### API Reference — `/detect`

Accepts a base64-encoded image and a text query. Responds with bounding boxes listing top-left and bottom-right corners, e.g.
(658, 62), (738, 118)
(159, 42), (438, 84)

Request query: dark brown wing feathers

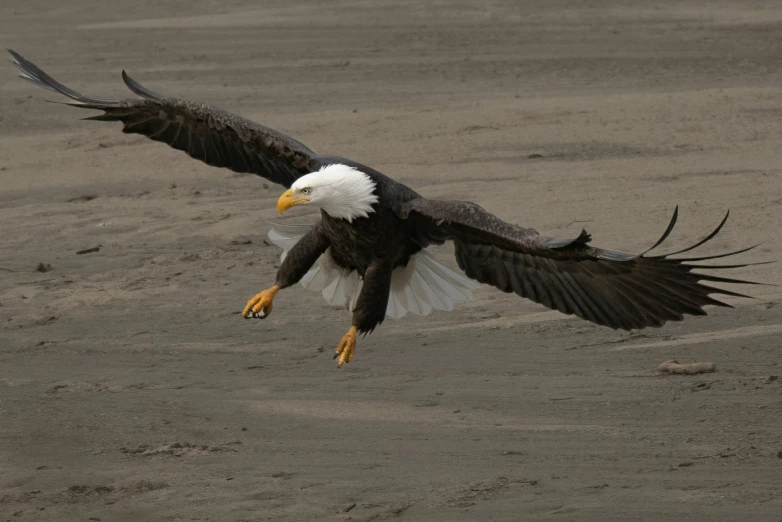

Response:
(403, 199), (768, 331)
(9, 50), (318, 188)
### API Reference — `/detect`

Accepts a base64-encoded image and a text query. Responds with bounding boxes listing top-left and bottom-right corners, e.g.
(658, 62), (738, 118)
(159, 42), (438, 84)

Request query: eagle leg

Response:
(242, 285), (280, 319)
(334, 326), (358, 368)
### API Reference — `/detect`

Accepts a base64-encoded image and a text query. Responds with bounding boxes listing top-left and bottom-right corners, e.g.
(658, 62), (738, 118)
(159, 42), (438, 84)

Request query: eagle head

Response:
(277, 164), (379, 222)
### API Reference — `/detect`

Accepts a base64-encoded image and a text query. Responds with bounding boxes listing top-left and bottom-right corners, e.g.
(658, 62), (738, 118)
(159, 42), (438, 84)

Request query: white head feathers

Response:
(289, 164), (379, 222)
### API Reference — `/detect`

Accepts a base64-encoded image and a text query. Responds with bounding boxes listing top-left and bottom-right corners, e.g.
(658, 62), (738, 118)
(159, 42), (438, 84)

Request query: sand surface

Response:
(2, 1), (782, 520)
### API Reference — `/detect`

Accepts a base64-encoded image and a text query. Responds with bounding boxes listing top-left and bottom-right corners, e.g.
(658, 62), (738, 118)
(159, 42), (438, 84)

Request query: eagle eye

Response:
(301, 187), (312, 195)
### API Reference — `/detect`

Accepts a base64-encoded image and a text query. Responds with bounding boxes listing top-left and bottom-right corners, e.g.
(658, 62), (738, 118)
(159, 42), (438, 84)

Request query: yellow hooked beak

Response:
(277, 189), (310, 214)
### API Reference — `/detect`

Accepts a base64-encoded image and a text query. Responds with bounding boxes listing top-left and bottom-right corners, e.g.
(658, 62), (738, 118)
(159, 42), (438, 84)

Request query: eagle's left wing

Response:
(399, 199), (767, 330)
(9, 50), (320, 188)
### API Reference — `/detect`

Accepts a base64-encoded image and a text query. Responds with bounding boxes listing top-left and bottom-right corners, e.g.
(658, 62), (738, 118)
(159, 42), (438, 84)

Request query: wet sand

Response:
(1, 1), (781, 520)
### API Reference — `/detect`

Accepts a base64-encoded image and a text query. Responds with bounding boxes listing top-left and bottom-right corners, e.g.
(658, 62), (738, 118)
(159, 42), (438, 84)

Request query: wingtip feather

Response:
(121, 69), (162, 101)
(640, 205), (679, 256)
(650, 208), (733, 259)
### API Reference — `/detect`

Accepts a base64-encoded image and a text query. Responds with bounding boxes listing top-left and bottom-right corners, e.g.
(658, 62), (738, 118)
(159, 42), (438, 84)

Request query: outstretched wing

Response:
(9, 50), (320, 188)
(399, 199), (769, 330)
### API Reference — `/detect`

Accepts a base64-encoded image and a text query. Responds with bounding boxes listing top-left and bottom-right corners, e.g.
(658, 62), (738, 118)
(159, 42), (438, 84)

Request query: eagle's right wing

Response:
(9, 50), (320, 188)
(399, 199), (767, 331)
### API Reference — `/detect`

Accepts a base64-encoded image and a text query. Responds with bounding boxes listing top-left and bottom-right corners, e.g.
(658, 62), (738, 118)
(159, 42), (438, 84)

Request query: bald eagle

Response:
(10, 50), (765, 367)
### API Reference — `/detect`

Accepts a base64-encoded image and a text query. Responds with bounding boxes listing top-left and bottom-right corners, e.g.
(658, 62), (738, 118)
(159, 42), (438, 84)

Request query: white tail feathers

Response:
(266, 222), (478, 319)
(384, 249), (478, 319)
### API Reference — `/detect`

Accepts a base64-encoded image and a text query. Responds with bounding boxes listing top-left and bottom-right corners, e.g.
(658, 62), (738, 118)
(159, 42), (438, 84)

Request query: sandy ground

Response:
(2, 1), (782, 520)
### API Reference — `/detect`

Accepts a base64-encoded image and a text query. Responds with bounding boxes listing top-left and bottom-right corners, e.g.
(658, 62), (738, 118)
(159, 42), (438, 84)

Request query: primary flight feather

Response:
(9, 50), (766, 367)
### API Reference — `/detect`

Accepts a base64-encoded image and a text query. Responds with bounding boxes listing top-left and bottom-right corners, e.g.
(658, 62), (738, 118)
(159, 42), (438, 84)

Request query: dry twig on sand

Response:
(658, 360), (716, 375)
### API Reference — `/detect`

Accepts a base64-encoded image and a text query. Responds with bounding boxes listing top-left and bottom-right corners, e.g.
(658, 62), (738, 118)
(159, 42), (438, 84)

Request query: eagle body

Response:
(276, 162), (430, 334)
(9, 50), (766, 366)
(313, 160), (424, 277)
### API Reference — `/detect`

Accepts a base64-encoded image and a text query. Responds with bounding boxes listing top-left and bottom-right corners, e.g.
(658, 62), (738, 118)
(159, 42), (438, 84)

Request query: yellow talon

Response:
(242, 285), (279, 319)
(335, 326), (358, 368)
